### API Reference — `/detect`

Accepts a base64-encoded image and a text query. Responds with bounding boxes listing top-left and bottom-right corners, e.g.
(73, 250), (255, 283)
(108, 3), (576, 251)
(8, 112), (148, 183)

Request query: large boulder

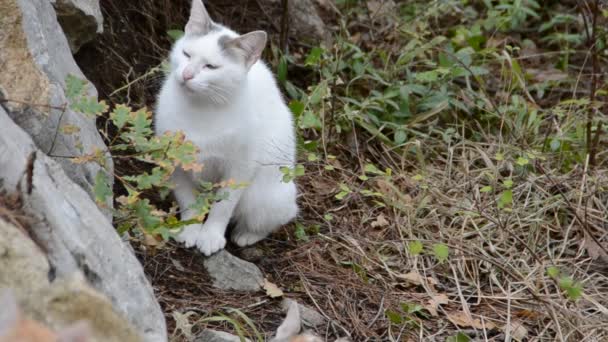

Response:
(260, 0), (330, 44)
(51, 0), (104, 52)
(0, 0), (112, 209)
(0, 218), (142, 342)
(0, 106), (167, 342)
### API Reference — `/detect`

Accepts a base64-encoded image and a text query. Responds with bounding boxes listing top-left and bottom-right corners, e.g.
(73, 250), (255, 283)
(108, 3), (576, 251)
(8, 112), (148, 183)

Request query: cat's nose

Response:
(182, 69), (195, 81)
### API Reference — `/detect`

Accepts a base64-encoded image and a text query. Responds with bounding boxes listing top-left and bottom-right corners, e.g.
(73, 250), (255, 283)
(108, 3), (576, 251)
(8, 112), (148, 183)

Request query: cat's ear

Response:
(0, 289), (20, 336)
(274, 300), (301, 340)
(57, 321), (91, 342)
(224, 31), (267, 69)
(185, 0), (213, 36)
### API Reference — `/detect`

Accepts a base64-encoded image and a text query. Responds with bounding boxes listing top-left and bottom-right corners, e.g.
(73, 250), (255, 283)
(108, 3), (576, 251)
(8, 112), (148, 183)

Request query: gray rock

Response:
(281, 299), (327, 328)
(0, 218), (50, 295)
(51, 0), (104, 52)
(262, 0), (330, 44)
(0, 106), (167, 342)
(203, 250), (264, 291)
(0, 219), (143, 342)
(0, 0), (112, 212)
(195, 329), (251, 342)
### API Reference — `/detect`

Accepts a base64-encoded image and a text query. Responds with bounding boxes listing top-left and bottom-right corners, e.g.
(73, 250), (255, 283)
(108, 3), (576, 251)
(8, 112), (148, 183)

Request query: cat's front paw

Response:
(232, 230), (267, 247)
(195, 226), (226, 256)
(174, 224), (203, 248)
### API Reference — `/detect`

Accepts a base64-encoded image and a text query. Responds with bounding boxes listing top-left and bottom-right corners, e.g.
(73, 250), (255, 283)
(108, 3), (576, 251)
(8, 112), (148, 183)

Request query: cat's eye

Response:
(205, 64), (219, 70)
(183, 50), (191, 58)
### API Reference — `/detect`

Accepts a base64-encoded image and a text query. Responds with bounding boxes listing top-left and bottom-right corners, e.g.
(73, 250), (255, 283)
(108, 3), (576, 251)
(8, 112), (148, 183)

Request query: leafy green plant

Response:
(66, 75), (222, 242)
(547, 266), (584, 301)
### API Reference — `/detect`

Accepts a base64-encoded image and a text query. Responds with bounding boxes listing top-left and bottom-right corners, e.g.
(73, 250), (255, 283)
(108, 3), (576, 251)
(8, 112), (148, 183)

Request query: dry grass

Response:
(282, 138), (608, 340)
(76, 0), (608, 341)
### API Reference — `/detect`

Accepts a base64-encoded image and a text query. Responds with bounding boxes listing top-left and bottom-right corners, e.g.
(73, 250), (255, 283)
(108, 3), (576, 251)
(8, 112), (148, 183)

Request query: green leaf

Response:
(134, 199), (162, 231)
(65, 74), (87, 100)
(516, 156), (529, 166)
(280, 165), (304, 183)
(498, 189), (513, 208)
(565, 282), (583, 301)
(547, 266), (560, 278)
(364, 163), (384, 175)
(408, 240), (424, 256)
(346, 262), (368, 283)
(167, 29), (184, 41)
(131, 108), (153, 136)
(480, 185), (493, 193)
(93, 172), (112, 206)
(432, 243), (449, 263)
(167, 139), (199, 169)
(415, 70), (439, 82)
(300, 111), (322, 129)
(502, 179), (514, 189)
(71, 97), (109, 117)
(550, 138), (561, 151)
(294, 222), (309, 241)
(277, 55), (288, 85)
(124, 167), (166, 190)
(289, 100), (305, 117)
(447, 332), (471, 342)
(308, 82), (326, 105)
(385, 310), (403, 324)
(401, 302), (423, 314)
(335, 184), (351, 200)
(294, 164), (305, 177)
(394, 130), (407, 144)
(558, 276), (573, 289)
(305, 47), (324, 66)
(412, 174), (424, 181)
(110, 104), (131, 129)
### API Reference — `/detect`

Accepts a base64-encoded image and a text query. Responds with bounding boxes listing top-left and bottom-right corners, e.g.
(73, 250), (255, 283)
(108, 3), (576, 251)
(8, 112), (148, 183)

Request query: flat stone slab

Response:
(203, 250), (264, 292)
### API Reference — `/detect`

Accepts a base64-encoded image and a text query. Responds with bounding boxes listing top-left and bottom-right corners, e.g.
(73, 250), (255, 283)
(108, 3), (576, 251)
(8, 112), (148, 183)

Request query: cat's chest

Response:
(159, 111), (247, 159)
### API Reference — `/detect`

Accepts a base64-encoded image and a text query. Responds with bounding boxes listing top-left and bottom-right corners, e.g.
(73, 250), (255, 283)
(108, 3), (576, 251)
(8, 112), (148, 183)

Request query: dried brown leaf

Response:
(371, 214), (389, 228)
(263, 278), (284, 298)
(425, 293), (449, 317)
(447, 311), (496, 330)
(503, 320), (528, 341)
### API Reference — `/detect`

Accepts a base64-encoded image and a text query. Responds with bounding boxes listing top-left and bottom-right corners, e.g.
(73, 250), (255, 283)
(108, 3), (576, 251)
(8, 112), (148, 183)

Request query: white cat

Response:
(155, 0), (298, 256)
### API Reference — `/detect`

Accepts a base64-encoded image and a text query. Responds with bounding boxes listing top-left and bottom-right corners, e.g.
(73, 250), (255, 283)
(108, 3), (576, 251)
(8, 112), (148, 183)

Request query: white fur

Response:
(155, 0), (298, 256)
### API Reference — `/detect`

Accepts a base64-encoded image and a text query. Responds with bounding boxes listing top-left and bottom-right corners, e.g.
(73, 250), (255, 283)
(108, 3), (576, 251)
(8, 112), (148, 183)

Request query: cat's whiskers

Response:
(206, 84), (230, 104)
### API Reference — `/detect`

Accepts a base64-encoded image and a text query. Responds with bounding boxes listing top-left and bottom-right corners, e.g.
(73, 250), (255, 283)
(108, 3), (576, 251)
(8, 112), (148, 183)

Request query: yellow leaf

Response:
(182, 161), (203, 173)
(61, 124), (80, 134)
(150, 209), (167, 217)
(263, 278), (284, 298)
(70, 153), (96, 164)
(116, 195), (129, 205)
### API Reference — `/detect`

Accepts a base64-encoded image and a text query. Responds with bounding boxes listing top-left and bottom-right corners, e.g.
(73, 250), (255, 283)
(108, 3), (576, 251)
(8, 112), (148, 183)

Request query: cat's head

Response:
(0, 289), (91, 342)
(168, 0), (267, 104)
